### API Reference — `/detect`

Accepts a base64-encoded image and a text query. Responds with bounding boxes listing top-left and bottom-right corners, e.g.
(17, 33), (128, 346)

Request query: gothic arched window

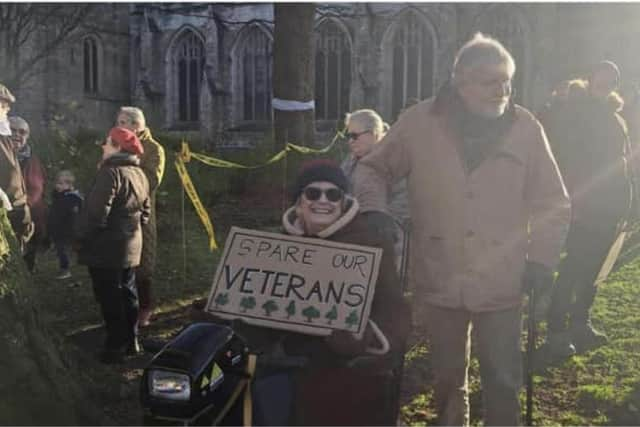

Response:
(83, 36), (99, 94)
(474, 8), (527, 104)
(315, 20), (351, 121)
(388, 12), (434, 119)
(236, 26), (273, 122)
(174, 31), (204, 123)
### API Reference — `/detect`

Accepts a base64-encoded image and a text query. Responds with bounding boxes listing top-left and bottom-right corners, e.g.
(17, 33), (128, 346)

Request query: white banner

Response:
(272, 98), (315, 111)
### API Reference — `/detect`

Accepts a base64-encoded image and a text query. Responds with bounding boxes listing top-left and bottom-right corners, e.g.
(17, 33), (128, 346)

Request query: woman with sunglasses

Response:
(76, 127), (150, 364)
(343, 109), (409, 219)
(342, 109), (388, 178)
(343, 109), (410, 271)
(276, 160), (410, 425)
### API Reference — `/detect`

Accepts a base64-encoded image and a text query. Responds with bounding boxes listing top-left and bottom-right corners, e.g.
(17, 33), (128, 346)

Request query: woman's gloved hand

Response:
(325, 326), (374, 356)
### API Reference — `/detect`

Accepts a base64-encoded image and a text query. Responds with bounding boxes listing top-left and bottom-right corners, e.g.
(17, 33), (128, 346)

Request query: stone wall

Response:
(11, 3), (640, 145)
(12, 5), (130, 139)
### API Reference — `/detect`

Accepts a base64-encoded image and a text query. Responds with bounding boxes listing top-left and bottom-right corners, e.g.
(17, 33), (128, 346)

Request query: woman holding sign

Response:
(276, 160), (411, 425)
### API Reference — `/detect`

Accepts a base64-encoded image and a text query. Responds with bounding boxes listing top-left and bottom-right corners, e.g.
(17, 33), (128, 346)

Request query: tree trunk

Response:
(273, 3), (316, 150)
(0, 209), (106, 425)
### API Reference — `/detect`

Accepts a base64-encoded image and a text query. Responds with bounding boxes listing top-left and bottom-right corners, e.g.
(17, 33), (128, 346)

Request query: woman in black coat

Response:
(235, 160), (411, 425)
(77, 127), (150, 364)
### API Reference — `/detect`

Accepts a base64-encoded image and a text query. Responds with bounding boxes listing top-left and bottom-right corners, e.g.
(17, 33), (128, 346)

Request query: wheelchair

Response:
(140, 219), (411, 426)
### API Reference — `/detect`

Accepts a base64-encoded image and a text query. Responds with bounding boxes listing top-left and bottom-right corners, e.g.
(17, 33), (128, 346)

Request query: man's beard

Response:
(478, 100), (508, 119)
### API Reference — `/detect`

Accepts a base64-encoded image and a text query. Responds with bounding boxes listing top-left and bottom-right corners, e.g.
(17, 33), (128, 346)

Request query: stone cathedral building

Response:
(12, 3), (640, 146)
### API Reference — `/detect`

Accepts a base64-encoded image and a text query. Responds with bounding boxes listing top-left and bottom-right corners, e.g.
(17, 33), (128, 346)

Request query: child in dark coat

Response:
(48, 170), (82, 279)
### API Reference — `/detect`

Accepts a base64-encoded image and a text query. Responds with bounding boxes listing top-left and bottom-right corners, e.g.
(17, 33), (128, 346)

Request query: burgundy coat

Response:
(20, 153), (47, 240)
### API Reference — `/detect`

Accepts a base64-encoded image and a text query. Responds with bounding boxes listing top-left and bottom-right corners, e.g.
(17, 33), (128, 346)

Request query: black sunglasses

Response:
(303, 186), (344, 202)
(345, 130), (371, 141)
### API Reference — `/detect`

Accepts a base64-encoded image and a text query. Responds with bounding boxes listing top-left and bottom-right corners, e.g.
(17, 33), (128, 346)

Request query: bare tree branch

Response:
(0, 4), (95, 88)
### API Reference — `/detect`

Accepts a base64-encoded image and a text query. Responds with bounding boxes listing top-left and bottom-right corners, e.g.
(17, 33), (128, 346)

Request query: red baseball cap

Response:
(108, 127), (144, 156)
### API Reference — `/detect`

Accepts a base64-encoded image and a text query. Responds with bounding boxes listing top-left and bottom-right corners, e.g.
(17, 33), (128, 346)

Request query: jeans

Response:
(54, 241), (70, 271)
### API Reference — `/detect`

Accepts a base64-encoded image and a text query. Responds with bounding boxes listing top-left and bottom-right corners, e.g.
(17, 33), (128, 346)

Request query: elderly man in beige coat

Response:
(0, 83), (32, 250)
(116, 106), (165, 328)
(353, 33), (571, 425)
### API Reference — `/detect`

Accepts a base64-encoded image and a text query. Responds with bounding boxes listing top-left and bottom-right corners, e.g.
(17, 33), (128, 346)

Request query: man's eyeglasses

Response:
(345, 130), (371, 141)
(303, 186), (344, 203)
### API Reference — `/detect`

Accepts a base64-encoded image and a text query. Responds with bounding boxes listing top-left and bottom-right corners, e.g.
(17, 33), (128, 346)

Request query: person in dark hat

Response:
(537, 60), (633, 365)
(76, 126), (150, 364)
(234, 159), (411, 425)
(0, 83), (32, 250)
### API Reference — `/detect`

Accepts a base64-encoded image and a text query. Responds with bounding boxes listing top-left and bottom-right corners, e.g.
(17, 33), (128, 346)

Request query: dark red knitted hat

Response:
(291, 159), (349, 202)
(108, 127), (144, 155)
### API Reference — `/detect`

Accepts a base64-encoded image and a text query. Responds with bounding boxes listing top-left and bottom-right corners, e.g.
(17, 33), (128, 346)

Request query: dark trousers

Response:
(54, 241), (70, 271)
(23, 238), (37, 272)
(547, 223), (618, 333)
(88, 267), (139, 351)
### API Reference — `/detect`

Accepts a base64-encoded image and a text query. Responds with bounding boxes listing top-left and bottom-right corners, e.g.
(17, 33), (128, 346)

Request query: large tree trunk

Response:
(0, 209), (106, 425)
(272, 3), (316, 210)
(273, 3), (316, 149)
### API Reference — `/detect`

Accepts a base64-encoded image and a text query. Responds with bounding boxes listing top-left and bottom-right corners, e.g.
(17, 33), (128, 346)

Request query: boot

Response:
(533, 331), (576, 371)
(571, 321), (608, 353)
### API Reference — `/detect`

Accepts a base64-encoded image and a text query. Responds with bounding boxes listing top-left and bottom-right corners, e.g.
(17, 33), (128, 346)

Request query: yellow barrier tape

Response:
(190, 148), (288, 169)
(183, 129), (344, 170)
(286, 130), (342, 154)
(174, 156), (218, 250)
(175, 130), (344, 251)
(179, 141), (192, 163)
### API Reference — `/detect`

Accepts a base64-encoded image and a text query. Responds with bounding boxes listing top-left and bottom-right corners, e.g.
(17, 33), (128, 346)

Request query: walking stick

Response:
(525, 286), (536, 426)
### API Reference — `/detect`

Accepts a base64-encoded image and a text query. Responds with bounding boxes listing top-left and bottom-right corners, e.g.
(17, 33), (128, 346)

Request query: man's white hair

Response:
(452, 33), (516, 82)
(8, 116), (29, 132)
(118, 106), (146, 130)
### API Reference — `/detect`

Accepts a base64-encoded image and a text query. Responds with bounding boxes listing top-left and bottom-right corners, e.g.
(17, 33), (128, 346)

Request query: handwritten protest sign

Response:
(205, 226), (383, 338)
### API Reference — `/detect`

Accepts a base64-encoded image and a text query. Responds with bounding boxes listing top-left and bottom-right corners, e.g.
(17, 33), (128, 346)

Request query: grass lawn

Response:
(399, 236), (640, 426)
(29, 187), (640, 425)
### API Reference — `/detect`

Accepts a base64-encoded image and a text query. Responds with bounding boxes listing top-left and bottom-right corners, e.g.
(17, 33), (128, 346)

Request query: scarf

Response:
(437, 83), (516, 173)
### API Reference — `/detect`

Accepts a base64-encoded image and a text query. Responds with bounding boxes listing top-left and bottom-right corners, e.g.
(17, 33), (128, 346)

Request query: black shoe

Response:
(533, 331), (576, 372)
(99, 348), (125, 364)
(571, 323), (608, 353)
